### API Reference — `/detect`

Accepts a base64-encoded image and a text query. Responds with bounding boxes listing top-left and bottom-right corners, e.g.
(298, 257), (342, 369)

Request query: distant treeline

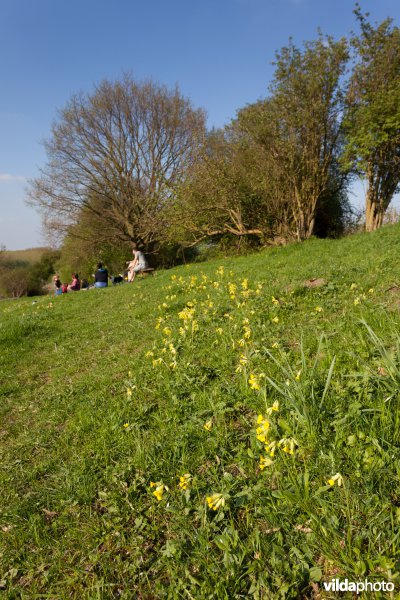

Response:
(19, 6), (400, 285)
(0, 247), (60, 298)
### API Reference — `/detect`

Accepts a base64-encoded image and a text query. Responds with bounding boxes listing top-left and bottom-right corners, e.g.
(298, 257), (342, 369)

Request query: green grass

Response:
(1, 226), (400, 598)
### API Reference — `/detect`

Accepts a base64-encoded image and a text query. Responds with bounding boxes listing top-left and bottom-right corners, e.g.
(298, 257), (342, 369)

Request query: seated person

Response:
(126, 244), (147, 282)
(81, 278), (89, 290)
(68, 273), (81, 291)
(94, 263), (108, 288)
(61, 282), (69, 294)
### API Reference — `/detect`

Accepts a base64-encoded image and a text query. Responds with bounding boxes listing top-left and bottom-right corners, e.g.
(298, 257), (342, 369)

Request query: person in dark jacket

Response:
(94, 263), (108, 288)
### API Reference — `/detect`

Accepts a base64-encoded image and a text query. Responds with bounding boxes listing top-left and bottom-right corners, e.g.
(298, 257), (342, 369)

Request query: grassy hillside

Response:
(1, 226), (400, 598)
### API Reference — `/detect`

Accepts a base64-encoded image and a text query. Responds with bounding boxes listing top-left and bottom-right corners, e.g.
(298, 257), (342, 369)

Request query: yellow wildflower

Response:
(295, 370), (301, 381)
(350, 283), (357, 290)
(265, 440), (278, 457)
(272, 342), (279, 349)
(145, 350), (154, 358)
(272, 316), (279, 324)
(203, 420), (213, 432)
(259, 456), (274, 470)
(271, 296), (279, 306)
(248, 373), (260, 391)
(266, 400), (279, 415)
(126, 387), (132, 398)
(256, 416), (270, 443)
(150, 481), (167, 502)
(206, 493), (225, 511)
(216, 327), (223, 335)
(328, 472), (343, 487)
(123, 423), (129, 428)
(278, 437), (297, 455)
(163, 327), (172, 336)
(354, 297), (361, 306)
(241, 279), (248, 290)
(315, 306), (323, 313)
(178, 473), (192, 490)
(368, 288), (374, 294)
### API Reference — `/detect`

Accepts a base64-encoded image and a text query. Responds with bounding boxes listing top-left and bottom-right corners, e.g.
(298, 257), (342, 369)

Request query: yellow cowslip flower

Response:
(238, 338), (246, 347)
(241, 279), (248, 290)
(191, 320), (199, 332)
(152, 358), (163, 366)
(354, 297), (361, 306)
(271, 296), (279, 306)
(169, 361), (177, 370)
(228, 282), (237, 297)
(350, 283), (357, 290)
(162, 303), (168, 309)
(239, 354), (248, 366)
(168, 343), (176, 355)
(248, 373), (260, 391)
(163, 327), (172, 336)
(123, 423), (129, 428)
(171, 274), (177, 281)
(259, 456), (274, 470)
(150, 481), (167, 502)
(223, 313), (233, 320)
(295, 370), (301, 381)
(145, 350), (154, 358)
(216, 266), (224, 276)
(179, 327), (186, 337)
(242, 317), (250, 325)
(178, 473), (192, 490)
(206, 493), (225, 511)
(203, 419), (212, 431)
(243, 326), (251, 339)
(265, 440), (277, 457)
(272, 342), (279, 349)
(215, 327), (223, 335)
(266, 401), (279, 415)
(126, 388), (132, 398)
(328, 472), (343, 487)
(271, 316), (279, 324)
(315, 306), (323, 313)
(368, 288), (374, 294)
(278, 437), (297, 455)
(256, 417), (270, 443)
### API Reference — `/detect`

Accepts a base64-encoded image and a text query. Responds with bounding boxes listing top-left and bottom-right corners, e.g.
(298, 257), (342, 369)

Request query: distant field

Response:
(1, 226), (399, 598)
(2, 247), (50, 266)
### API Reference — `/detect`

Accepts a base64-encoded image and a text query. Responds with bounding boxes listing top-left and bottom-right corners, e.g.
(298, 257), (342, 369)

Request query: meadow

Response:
(1, 225), (399, 598)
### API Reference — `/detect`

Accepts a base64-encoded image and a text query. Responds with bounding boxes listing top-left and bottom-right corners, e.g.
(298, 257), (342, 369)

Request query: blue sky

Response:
(0, 0), (398, 249)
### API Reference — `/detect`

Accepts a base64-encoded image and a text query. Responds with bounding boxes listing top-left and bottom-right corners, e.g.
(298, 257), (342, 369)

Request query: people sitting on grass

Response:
(94, 263), (108, 288)
(61, 282), (69, 294)
(68, 273), (81, 291)
(126, 244), (148, 282)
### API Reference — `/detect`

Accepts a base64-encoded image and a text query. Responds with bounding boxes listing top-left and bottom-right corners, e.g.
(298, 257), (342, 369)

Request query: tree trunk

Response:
(365, 194), (385, 232)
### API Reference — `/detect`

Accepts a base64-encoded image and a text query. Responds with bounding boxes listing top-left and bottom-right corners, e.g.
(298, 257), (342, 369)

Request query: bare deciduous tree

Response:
(28, 75), (206, 250)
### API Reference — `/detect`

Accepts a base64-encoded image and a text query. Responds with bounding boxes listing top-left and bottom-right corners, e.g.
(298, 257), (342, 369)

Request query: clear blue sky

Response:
(0, 0), (398, 249)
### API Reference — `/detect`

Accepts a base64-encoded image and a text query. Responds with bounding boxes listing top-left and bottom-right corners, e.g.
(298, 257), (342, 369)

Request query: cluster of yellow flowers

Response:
(206, 493), (226, 511)
(255, 403), (298, 470)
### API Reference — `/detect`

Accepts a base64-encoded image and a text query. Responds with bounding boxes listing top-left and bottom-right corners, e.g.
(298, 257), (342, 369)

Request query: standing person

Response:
(127, 244), (147, 282)
(53, 274), (62, 296)
(94, 263), (108, 288)
(68, 273), (81, 291)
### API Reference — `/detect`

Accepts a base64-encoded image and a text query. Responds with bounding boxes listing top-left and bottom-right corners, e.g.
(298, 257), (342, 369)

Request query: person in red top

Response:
(68, 273), (81, 291)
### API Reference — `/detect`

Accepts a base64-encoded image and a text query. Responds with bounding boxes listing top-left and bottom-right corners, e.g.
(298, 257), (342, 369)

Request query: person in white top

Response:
(126, 244), (147, 282)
